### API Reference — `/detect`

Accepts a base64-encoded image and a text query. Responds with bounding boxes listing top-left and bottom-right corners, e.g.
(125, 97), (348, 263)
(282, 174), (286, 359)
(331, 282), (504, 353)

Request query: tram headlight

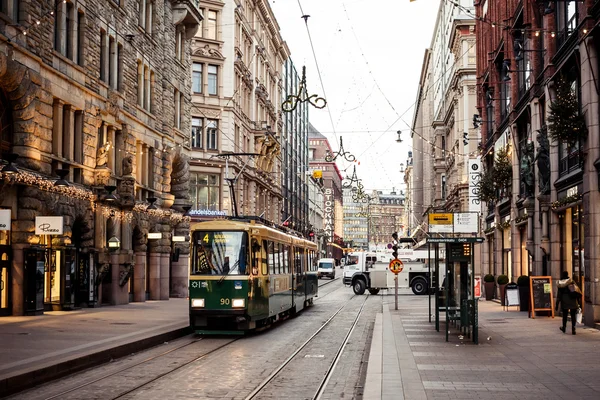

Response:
(232, 299), (245, 308)
(191, 298), (205, 308)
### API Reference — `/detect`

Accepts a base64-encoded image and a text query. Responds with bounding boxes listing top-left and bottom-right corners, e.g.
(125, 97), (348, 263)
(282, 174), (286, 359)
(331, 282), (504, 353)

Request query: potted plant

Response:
(517, 275), (530, 312)
(484, 274), (495, 301)
(498, 274), (509, 305)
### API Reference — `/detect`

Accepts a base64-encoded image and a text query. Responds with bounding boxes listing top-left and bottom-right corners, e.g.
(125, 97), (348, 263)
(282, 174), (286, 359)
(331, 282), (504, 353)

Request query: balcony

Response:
(172, 0), (203, 39)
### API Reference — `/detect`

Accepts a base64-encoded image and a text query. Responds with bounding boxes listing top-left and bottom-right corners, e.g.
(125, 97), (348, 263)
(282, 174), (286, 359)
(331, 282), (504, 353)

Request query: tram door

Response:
(0, 245), (11, 316)
(293, 248), (305, 312)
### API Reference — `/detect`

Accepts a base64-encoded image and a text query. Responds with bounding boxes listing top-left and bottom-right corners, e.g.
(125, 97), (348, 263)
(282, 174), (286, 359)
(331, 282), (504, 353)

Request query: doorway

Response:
(0, 245), (11, 316)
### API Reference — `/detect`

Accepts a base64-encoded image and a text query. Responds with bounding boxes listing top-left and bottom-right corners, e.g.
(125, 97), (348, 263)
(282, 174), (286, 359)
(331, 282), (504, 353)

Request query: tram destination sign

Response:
(427, 237), (484, 243)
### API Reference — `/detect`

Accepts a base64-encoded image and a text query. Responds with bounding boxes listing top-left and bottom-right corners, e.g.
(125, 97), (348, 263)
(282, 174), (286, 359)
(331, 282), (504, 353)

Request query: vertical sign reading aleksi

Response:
(468, 157), (481, 213)
(323, 188), (334, 241)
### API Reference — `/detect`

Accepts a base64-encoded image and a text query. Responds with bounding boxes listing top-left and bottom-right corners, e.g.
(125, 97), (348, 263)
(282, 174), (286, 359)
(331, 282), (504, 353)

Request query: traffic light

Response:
(391, 232), (399, 259)
(463, 132), (469, 147)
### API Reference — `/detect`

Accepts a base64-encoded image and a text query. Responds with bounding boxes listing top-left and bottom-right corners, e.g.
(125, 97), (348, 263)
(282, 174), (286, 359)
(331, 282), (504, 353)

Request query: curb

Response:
(0, 326), (192, 398)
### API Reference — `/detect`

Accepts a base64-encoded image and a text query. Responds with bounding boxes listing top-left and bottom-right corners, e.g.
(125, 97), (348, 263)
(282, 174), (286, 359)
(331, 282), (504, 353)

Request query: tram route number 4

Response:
(389, 259), (404, 274)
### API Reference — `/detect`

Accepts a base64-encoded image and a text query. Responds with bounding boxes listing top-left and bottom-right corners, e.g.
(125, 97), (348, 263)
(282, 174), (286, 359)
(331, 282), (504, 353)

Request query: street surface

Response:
(7, 273), (378, 400)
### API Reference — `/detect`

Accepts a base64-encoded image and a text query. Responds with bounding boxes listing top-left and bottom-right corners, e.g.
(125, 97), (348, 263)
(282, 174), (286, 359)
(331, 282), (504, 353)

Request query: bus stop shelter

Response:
(427, 236), (483, 344)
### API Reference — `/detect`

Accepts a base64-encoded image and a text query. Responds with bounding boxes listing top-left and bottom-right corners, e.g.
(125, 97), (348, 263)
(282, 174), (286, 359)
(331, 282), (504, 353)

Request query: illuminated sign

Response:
(468, 157), (481, 213)
(0, 209), (10, 231)
(323, 187), (334, 241)
(172, 235), (187, 242)
(35, 216), (64, 235)
(148, 232), (162, 239)
(188, 209), (227, 217)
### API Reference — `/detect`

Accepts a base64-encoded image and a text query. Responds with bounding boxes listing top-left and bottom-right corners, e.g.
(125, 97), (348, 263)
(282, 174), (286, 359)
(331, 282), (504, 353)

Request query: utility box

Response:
(370, 270), (388, 288)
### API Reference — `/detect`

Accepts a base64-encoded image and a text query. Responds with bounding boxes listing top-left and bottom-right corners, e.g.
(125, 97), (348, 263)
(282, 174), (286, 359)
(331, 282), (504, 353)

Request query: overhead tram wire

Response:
(296, 0), (339, 149)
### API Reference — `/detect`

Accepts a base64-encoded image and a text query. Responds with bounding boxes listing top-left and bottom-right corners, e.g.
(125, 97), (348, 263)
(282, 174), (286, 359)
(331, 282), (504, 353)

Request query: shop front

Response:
(0, 209), (12, 316)
(556, 184), (584, 291)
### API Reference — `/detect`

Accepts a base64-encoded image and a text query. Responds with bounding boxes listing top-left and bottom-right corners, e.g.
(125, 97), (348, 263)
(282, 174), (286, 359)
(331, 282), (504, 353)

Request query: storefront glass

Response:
(503, 227), (512, 278)
(560, 205), (584, 286)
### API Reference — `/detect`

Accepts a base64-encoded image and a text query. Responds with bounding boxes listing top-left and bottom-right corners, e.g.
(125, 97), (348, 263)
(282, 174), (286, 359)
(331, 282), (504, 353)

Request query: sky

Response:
(271, 0), (439, 193)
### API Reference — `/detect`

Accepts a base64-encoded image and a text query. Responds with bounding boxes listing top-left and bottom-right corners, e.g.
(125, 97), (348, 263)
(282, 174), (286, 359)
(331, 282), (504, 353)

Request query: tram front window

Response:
(191, 231), (248, 275)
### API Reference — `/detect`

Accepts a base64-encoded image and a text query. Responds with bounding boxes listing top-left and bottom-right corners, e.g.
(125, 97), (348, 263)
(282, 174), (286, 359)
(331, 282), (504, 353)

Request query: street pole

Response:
(395, 273), (398, 310)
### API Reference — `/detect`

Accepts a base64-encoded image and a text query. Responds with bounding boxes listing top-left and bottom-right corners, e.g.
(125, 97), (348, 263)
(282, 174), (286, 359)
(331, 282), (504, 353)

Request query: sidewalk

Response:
(364, 296), (600, 400)
(0, 298), (190, 398)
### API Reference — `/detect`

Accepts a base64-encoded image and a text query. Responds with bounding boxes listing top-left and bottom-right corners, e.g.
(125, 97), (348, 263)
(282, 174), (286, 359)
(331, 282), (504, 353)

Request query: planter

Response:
(484, 282), (495, 300)
(518, 287), (530, 311)
(499, 284), (507, 305)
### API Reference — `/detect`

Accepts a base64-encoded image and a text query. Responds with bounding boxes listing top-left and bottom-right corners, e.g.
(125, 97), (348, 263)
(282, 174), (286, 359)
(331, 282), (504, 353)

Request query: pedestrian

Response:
(555, 270), (581, 335)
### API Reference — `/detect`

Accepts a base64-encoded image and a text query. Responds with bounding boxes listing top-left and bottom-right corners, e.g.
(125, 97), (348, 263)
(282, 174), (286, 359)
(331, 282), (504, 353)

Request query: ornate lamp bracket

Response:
(325, 136), (355, 163)
(282, 66), (327, 112)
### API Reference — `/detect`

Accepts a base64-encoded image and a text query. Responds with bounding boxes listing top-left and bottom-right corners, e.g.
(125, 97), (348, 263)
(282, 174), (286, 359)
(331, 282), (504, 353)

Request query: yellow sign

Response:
(312, 170), (323, 179)
(428, 213), (453, 225)
(389, 259), (404, 274)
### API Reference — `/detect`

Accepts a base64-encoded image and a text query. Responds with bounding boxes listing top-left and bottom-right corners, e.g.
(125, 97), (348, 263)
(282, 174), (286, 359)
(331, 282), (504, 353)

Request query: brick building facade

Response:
(475, 0), (600, 324)
(0, 0), (200, 316)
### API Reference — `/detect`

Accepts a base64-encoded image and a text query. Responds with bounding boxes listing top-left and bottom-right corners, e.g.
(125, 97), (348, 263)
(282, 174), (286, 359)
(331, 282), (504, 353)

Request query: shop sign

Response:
(35, 216), (64, 235)
(474, 277), (481, 298)
(172, 235), (187, 242)
(468, 157), (481, 213)
(428, 213), (453, 233)
(0, 209), (11, 231)
(148, 232), (162, 239)
(567, 186), (578, 198)
(323, 188), (334, 241)
(188, 209), (227, 217)
(453, 212), (479, 234)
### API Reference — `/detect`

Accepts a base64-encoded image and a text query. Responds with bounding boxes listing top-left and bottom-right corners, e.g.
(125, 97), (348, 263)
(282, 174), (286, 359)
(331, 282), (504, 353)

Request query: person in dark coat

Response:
(555, 270), (581, 335)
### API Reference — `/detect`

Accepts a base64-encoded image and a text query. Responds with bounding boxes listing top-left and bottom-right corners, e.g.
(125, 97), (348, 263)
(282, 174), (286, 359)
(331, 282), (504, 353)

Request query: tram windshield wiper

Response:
(218, 260), (239, 284)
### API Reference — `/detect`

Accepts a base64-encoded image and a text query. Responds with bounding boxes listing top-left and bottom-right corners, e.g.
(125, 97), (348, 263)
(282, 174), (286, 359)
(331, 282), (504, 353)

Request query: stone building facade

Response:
(189, 0), (288, 223)
(0, 0), (200, 316)
(475, 0), (600, 324)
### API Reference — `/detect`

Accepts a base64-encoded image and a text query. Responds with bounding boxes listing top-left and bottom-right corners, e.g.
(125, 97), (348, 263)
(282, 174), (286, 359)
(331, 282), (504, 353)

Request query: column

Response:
(160, 253), (170, 300)
(144, 66), (151, 111)
(56, 0), (67, 55)
(69, 4), (78, 63)
(148, 252), (161, 300)
(52, 100), (64, 158)
(170, 253), (188, 298)
(62, 105), (74, 161)
(133, 252), (146, 302)
(110, 37), (118, 89)
(108, 126), (116, 171)
(11, 243), (27, 316)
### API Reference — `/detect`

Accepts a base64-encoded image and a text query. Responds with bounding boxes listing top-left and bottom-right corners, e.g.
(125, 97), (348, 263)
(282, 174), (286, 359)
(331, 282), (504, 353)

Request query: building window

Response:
(176, 27), (184, 62)
(138, 62), (154, 113)
(207, 119), (218, 150)
(486, 88), (494, 137)
(441, 175), (446, 200)
(100, 31), (122, 90)
(556, 1), (577, 47)
(190, 173), (220, 210)
(207, 10), (217, 40)
(139, 0), (153, 34)
(192, 117), (203, 148)
(558, 78), (582, 176)
(55, 1), (84, 65)
(0, 0), (19, 21)
(174, 89), (182, 130)
(208, 65), (218, 95)
(192, 62), (202, 93)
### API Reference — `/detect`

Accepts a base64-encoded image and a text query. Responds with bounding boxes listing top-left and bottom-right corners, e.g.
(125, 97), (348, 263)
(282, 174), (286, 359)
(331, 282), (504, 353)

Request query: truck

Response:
(342, 250), (445, 295)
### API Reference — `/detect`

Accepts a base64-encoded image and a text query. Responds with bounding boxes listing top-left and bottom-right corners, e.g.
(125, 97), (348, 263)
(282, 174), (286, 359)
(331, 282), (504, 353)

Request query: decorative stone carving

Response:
(194, 44), (225, 59)
(170, 152), (190, 201)
(535, 127), (551, 195)
(520, 141), (535, 197)
(96, 141), (110, 168)
(122, 155), (133, 176)
(118, 177), (136, 209)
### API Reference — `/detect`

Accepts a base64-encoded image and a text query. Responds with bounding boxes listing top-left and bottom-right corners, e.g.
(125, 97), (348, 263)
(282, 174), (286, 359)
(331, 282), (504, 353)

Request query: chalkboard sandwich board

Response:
(529, 276), (554, 319)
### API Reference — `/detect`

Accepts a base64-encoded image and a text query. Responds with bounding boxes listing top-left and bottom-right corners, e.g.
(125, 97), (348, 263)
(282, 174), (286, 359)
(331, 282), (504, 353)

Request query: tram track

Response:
(244, 294), (369, 400)
(36, 337), (239, 400)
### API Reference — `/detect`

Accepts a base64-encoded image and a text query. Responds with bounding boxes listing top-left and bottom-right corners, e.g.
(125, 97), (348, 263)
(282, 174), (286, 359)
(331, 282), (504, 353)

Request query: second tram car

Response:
(189, 218), (318, 334)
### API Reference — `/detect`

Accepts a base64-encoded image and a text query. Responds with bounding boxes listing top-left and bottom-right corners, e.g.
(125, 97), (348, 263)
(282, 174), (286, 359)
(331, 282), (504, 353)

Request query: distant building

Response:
(308, 124), (344, 260)
(342, 187), (368, 250)
(367, 190), (406, 249)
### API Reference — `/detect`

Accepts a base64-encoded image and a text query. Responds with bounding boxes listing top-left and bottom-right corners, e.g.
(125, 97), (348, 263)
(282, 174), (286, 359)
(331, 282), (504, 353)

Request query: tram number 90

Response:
(220, 298), (230, 305)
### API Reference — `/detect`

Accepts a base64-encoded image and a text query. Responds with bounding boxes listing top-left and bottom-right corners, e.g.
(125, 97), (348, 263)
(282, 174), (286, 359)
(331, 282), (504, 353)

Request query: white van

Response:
(317, 258), (336, 279)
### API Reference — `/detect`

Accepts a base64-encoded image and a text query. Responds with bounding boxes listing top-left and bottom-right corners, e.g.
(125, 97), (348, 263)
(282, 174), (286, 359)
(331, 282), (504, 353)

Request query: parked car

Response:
(317, 258), (336, 279)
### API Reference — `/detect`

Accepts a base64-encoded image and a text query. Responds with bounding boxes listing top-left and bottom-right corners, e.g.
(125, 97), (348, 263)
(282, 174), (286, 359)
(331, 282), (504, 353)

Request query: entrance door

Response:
(24, 248), (45, 315)
(0, 245), (11, 316)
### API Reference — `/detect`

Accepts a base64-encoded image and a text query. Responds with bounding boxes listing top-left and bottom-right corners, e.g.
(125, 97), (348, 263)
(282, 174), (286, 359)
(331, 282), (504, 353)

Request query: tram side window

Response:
(261, 240), (268, 275)
(297, 248), (305, 273)
(269, 241), (280, 275)
(278, 243), (284, 274)
(283, 244), (290, 274)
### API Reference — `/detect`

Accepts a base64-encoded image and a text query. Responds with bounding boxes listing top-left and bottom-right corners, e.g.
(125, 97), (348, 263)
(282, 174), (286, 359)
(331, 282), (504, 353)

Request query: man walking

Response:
(556, 271), (581, 335)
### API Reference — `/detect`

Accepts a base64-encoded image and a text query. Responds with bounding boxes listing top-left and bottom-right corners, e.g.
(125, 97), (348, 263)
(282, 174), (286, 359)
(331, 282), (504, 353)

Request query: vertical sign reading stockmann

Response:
(468, 157), (481, 213)
(323, 188), (334, 241)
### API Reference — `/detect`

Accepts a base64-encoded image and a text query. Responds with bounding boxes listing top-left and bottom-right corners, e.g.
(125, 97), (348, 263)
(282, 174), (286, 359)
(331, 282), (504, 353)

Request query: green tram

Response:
(189, 218), (318, 334)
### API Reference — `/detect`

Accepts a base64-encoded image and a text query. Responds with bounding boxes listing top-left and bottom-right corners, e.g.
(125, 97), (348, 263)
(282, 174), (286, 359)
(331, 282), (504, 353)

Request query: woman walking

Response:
(555, 271), (581, 335)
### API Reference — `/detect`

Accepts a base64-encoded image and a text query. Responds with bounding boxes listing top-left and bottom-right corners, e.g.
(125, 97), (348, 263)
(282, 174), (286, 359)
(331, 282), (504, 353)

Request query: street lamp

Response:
(54, 169), (70, 187)
(107, 236), (121, 249)
(399, 163), (405, 173)
(1, 153), (19, 174)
